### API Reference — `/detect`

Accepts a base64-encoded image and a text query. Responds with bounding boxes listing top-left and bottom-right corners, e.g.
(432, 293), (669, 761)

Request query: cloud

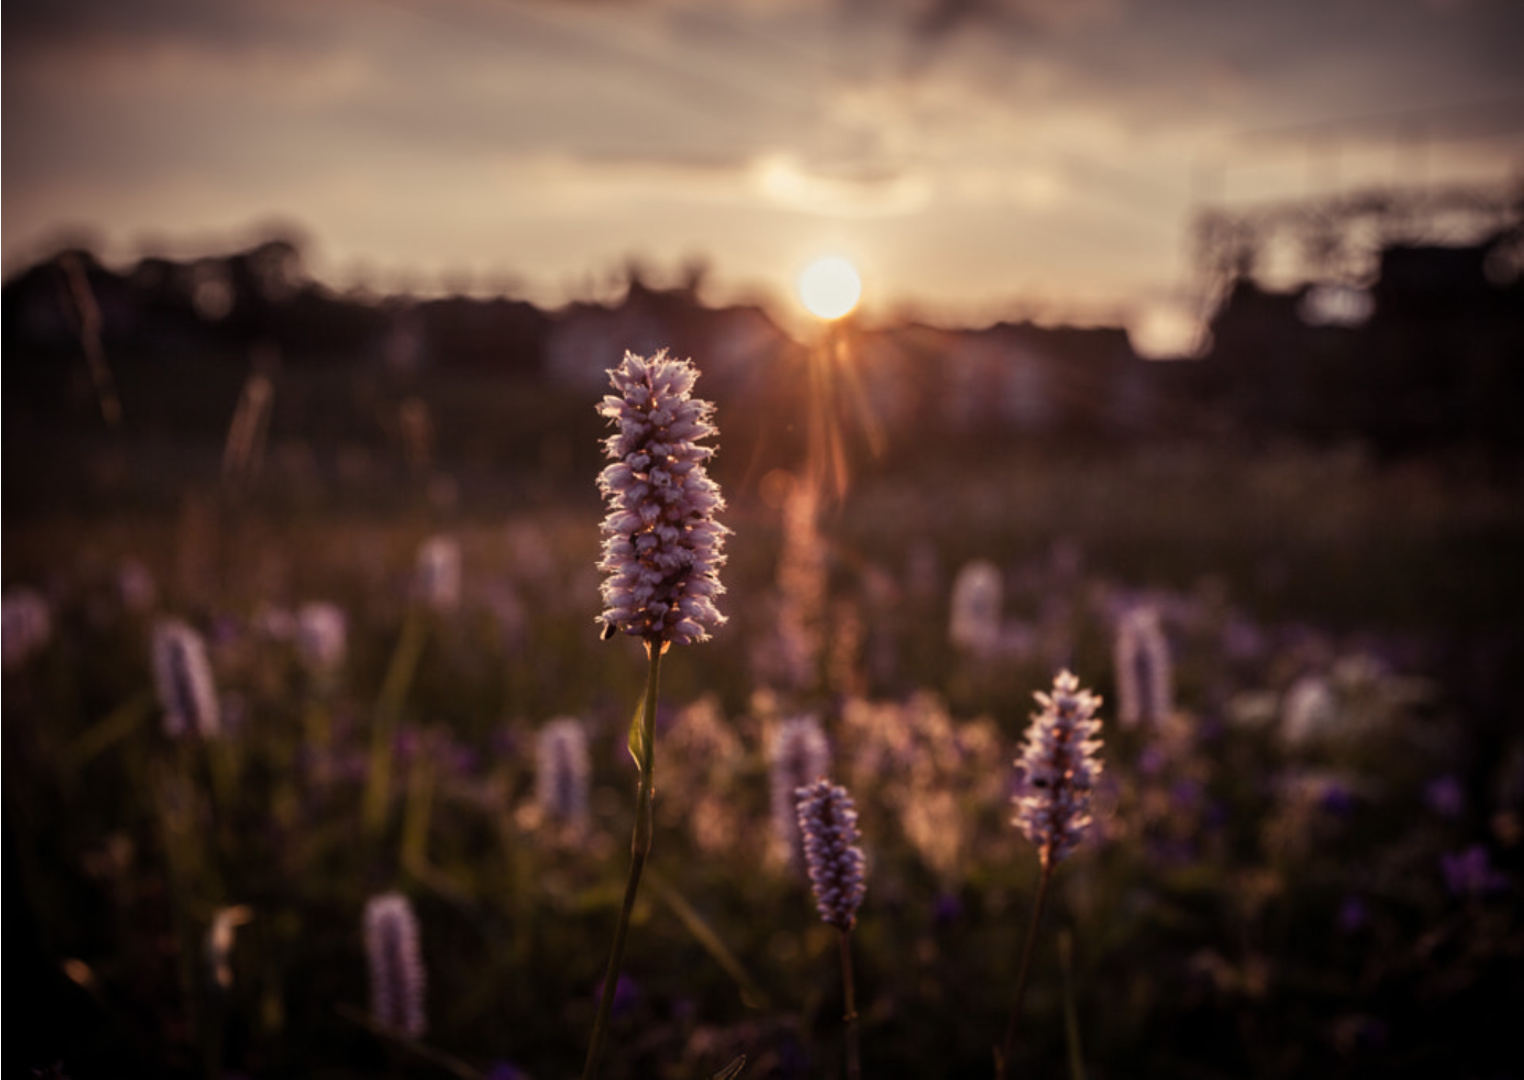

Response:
(3, 0), (1521, 326)
(753, 153), (933, 216)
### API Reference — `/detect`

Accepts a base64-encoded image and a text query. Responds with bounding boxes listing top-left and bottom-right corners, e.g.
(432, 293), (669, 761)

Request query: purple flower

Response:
(1441, 844), (1507, 898)
(949, 559), (1002, 656)
(2, 587), (52, 669)
(150, 618), (221, 739)
(296, 601), (347, 675)
(933, 891), (964, 926)
(1171, 777), (1205, 814)
(1318, 781), (1357, 818)
(1424, 774), (1465, 819)
(1337, 895), (1368, 933)
(594, 974), (641, 1020)
(596, 350), (729, 646)
(363, 893), (427, 1038)
(1012, 670), (1105, 868)
(795, 778), (867, 931)
(535, 717), (591, 829)
(1113, 605), (1172, 728)
(415, 534), (462, 612)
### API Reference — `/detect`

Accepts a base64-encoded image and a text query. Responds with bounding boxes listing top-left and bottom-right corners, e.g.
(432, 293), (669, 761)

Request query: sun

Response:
(797, 256), (862, 320)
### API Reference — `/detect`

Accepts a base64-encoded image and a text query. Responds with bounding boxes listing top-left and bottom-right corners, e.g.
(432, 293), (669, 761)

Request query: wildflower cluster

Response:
(415, 535), (462, 612)
(363, 892), (428, 1039)
(2, 587), (52, 670)
(1013, 670), (1105, 868)
(796, 778), (867, 931)
(536, 716), (591, 830)
(596, 350), (728, 646)
(1113, 604), (1172, 728)
(296, 601), (347, 676)
(949, 558), (1002, 656)
(150, 618), (221, 739)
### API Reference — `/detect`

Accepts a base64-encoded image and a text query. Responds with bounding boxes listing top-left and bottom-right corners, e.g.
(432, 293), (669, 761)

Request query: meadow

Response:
(4, 360), (1523, 1079)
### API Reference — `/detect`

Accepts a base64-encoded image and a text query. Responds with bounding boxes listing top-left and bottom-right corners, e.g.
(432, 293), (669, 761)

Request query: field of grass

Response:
(5, 377), (1523, 1079)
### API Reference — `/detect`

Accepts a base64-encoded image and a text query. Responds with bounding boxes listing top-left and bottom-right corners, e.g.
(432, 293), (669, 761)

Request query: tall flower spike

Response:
(151, 618), (221, 739)
(296, 601), (348, 676)
(415, 534), (462, 613)
(796, 778), (867, 931)
(1012, 670), (1105, 868)
(949, 559), (1002, 657)
(363, 892), (428, 1039)
(2, 586), (52, 670)
(536, 716), (592, 830)
(1113, 604), (1172, 728)
(596, 349), (729, 646)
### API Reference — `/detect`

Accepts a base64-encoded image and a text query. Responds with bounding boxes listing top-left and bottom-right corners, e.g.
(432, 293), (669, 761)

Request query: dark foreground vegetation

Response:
(5, 233), (1524, 1078)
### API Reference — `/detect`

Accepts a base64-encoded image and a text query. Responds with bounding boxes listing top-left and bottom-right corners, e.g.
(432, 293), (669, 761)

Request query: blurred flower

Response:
(296, 601), (348, 676)
(593, 974), (641, 1020)
(151, 618), (221, 739)
(1221, 613), (1267, 662)
(795, 778), (867, 931)
(363, 892), (427, 1038)
(1318, 780), (1358, 818)
(948, 559), (1001, 657)
(117, 558), (157, 613)
(2, 586), (52, 669)
(663, 697), (745, 853)
(1171, 776), (1206, 814)
(535, 716), (591, 832)
(203, 904), (254, 992)
(770, 715), (830, 869)
(1114, 604), (1172, 728)
(1425, 774), (1465, 819)
(415, 534), (462, 612)
(933, 891), (964, 926)
(1440, 844), (1507, 898)
(252, 603), (297, 641)
(1337, 894), (1368, 933)
(484, 584), (528, 654)
(1281, 673), (1338, 747)
(596, 349), (729, 646)
(1013, 670), (1105, 868)
(900, 786), (968, 882)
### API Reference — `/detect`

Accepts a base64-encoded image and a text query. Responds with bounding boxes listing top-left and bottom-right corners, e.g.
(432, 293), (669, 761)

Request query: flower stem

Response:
(1059, 927), (1086, 1080)
(363, 605), (428, 842)
(583, 640), (664, 1080)
(839, 927), (861, 1080)
(997, 859), (1055, 1080)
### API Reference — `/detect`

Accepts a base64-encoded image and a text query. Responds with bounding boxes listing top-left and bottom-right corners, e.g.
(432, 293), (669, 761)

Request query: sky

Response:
(5, 0), (1523, 353)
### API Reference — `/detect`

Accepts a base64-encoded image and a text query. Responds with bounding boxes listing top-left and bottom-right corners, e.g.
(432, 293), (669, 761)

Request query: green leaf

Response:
(710, 1055), (747, 1080)
(627, 695), (648, 772)
(648, 869), (772, 1011)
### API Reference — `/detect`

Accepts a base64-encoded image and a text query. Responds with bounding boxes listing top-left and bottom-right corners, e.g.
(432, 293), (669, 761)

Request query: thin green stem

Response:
(1059, 928), (1086, 1080)
(583, 640), (664, 1080)
(839, 927), (861, 1080)
(363, 605), (428, 842)
(997, 859), (1056, 1080)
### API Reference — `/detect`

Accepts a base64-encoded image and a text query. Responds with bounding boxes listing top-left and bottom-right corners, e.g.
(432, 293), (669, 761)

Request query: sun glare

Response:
(798, 257), (862, 320)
